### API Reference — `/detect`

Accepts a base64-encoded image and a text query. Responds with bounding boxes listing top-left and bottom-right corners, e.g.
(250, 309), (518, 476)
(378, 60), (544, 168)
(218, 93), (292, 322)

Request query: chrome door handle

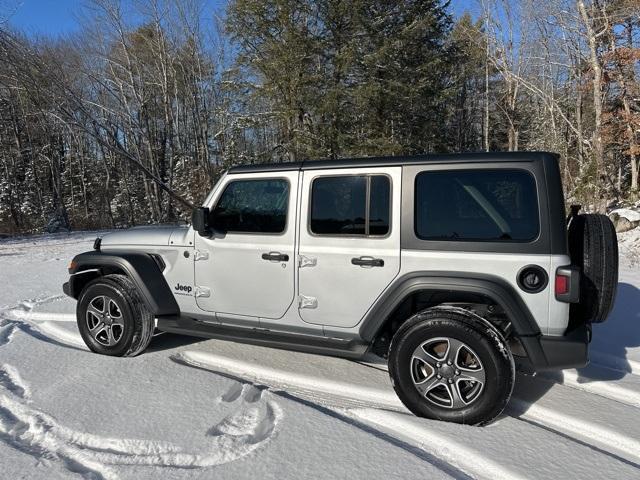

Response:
(351, 256), (384, 267)
(262, 251), (289, 262)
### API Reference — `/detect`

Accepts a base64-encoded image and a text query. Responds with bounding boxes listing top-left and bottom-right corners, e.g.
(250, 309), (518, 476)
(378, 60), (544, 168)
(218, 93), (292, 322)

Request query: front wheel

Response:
(388, 307), (515, 425)
(77, 274), (154, 357)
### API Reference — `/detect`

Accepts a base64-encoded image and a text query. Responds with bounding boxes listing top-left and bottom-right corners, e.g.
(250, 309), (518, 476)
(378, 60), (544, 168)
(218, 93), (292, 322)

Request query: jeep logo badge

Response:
(174, 283), (193, 294)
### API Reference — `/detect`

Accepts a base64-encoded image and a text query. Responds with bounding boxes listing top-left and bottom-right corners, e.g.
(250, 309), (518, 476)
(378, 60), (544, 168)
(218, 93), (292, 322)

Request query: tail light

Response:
(555, 266), (580, 303)
(555, 274), (569, 295)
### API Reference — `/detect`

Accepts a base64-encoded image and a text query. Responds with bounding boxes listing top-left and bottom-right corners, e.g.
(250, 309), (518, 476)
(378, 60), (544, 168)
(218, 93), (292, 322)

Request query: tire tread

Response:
(388, 307), (515, 425)
(78, 274), (154, 357)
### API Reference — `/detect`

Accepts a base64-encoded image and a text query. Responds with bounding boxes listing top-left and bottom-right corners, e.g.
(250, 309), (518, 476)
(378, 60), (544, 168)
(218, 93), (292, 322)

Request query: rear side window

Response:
(310, 175), (391, 236)
(211, 178), (289, 233)
(415, 169), (539, 242)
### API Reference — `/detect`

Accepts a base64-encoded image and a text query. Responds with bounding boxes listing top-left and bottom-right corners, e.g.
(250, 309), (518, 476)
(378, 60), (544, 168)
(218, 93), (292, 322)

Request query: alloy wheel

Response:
(85, 295), (125, 346)
(410, 336), (485, 409)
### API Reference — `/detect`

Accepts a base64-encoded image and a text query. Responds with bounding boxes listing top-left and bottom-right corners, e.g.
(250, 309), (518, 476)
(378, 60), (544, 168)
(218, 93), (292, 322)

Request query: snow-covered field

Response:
(0, 231), (639, 480)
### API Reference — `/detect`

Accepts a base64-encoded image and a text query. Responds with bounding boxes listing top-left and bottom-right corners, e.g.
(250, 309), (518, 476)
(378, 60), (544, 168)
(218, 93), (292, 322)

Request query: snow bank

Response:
(609, 208), (640, 233)
(609, 208), (640, 223)
(618, 226), (640, 265)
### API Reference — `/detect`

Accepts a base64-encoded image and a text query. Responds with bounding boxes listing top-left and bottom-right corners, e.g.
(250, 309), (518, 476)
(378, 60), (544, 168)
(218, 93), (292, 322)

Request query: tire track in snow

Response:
(34, 322), (87, 349)
(177, 350), (405, 411)
(346, 408), (526, 480)
(514, 416), (640, 470)
(8, 310), (76, 322)
(0, 323), (17, 346)
(175, 351), (519, 480)
(541, 369), (640, 409)
(177, 350), (640, 473)
(1, 295), (66, 317)
(0, 376), (283, 479)
(0, 365), (31, 400)
(509, 399), (640, 466)
(6, 304), (639, 474)
(0, 394), (119, 480)
(0, 301), (86, 351)
(0, 319), (85, 351)
(195, 365), (472, 480)
(365, 355), (640, 451)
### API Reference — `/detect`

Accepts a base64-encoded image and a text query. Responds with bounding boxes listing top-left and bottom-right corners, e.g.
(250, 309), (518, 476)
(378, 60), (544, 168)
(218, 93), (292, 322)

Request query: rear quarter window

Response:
(415, 169), (539, 242)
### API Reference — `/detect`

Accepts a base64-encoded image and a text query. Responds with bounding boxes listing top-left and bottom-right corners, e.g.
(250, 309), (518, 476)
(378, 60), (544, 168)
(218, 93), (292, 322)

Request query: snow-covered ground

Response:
(0, 231), (639, 480)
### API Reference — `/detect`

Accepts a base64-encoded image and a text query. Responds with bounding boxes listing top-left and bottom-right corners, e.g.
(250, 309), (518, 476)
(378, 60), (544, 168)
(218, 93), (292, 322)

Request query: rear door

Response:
(194, 171), (298, 321)
(297, 167), (401, 328)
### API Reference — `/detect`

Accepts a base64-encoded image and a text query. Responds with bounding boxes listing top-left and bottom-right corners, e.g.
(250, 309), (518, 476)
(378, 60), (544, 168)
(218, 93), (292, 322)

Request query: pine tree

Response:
(226, 0), (455, 160)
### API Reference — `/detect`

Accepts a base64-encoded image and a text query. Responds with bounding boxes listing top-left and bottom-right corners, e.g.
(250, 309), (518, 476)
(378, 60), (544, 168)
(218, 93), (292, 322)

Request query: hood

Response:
(100, 225), (192, 248)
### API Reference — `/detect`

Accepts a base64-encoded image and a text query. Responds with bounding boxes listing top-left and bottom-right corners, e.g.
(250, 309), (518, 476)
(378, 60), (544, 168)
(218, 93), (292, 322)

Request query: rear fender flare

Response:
(358, 271), (541, 342)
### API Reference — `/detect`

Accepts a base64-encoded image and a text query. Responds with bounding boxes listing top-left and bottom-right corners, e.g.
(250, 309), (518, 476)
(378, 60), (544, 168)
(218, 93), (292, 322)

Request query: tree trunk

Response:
(578, 0), (604, 205)
(484, 24), (490, 152)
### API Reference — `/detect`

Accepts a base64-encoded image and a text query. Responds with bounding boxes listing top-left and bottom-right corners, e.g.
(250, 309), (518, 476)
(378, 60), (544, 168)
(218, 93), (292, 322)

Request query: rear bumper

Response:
(62, 281), (71, 297)
(519, 324), (589, 371)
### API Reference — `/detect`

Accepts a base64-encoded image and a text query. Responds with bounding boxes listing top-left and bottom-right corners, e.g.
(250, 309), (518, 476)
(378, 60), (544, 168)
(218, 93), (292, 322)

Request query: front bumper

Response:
(62, 281), (71, 297)
(519, 324), (589, 371)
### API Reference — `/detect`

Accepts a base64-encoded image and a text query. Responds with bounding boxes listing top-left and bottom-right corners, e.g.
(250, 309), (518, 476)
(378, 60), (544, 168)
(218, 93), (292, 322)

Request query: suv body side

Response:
(65, 152), (584, 370)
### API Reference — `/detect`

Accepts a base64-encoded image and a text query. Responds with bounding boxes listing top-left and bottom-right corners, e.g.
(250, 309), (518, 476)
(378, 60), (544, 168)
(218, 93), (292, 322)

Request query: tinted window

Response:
(310, 175), (390, 236)
(369, 176), (391, 235)
(415, 170), (539, 242)
(211, 179), (289, 233)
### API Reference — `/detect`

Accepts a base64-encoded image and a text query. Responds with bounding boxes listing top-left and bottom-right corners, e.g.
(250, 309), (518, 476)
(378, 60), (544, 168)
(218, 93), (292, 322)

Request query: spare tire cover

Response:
(568, 214), (619, 323)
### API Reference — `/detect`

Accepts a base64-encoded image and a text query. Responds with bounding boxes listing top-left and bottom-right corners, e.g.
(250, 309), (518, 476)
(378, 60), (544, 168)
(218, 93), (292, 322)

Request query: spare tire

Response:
(568, 214), (618, 324)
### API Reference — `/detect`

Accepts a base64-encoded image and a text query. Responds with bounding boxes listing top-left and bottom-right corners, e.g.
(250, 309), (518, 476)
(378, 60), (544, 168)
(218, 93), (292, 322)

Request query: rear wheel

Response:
(77, 274), (154, 356)
(568, 214), (618, 324)
(388, 307), (514, 425)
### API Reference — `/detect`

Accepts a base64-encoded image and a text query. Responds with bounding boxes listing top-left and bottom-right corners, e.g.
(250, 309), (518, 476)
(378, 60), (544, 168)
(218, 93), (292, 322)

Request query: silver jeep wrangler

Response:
(63, 152), (618, 425)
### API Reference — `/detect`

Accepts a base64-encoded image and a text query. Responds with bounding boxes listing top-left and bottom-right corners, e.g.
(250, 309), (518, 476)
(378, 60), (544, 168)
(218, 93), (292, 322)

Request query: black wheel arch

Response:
(65, 251), (179, 316)
(360, 271), (541, 343)
(360, 271), (588, 371)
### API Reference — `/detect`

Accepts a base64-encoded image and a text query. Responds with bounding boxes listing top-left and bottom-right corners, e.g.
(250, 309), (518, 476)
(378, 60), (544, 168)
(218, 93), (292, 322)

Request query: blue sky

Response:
(6, 0), (228, 37)
(6, 0), (478, 38)
(7, 0), (80, 36)
(451, 0), (481, 19)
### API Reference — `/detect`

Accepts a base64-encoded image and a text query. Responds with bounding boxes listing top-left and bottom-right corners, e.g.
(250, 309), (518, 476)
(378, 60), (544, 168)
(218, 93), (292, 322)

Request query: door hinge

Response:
(298, 295), (318, 309)
(194, 250), (209, 261)
(298, 255), (317, 268)
(194, 286), (211, 298)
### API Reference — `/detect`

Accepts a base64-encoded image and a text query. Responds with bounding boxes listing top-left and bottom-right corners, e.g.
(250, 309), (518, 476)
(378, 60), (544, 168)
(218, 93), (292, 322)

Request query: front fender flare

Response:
(66, 251), (179, 316)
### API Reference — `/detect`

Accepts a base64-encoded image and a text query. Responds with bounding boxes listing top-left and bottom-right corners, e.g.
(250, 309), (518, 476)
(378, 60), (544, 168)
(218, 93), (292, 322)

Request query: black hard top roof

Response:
(227, 151), (557, 174)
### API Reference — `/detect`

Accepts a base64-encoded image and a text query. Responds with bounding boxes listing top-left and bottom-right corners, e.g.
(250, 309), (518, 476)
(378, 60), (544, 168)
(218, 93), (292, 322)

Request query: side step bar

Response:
(157, 316), (369, 359)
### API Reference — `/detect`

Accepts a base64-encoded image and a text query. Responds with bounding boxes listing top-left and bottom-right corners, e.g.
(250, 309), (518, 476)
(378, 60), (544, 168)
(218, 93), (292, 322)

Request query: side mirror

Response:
(192, 207), (211, 236)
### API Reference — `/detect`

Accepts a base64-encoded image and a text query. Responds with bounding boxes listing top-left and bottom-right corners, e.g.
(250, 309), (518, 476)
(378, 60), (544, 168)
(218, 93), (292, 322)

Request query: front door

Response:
(297, 167), (401, 328)
(194, 171), (299, 320)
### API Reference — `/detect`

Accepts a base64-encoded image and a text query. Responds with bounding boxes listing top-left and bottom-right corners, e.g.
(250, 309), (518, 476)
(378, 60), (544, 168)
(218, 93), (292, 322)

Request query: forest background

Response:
(0, 0), (638, 233)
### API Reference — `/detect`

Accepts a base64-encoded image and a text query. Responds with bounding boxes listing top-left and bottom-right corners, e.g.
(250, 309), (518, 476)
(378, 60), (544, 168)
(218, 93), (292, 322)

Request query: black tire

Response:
(568, 214), (618, 324)
(77, 274), (154, 357)
(388, 307), (515, 425)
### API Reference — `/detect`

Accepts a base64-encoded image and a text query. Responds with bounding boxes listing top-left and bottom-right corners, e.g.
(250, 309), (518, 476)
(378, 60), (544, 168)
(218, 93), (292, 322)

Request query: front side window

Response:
(310, 175), (391, 236)
(415, 169), (539, 242)
(211, 178), (289, 233)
